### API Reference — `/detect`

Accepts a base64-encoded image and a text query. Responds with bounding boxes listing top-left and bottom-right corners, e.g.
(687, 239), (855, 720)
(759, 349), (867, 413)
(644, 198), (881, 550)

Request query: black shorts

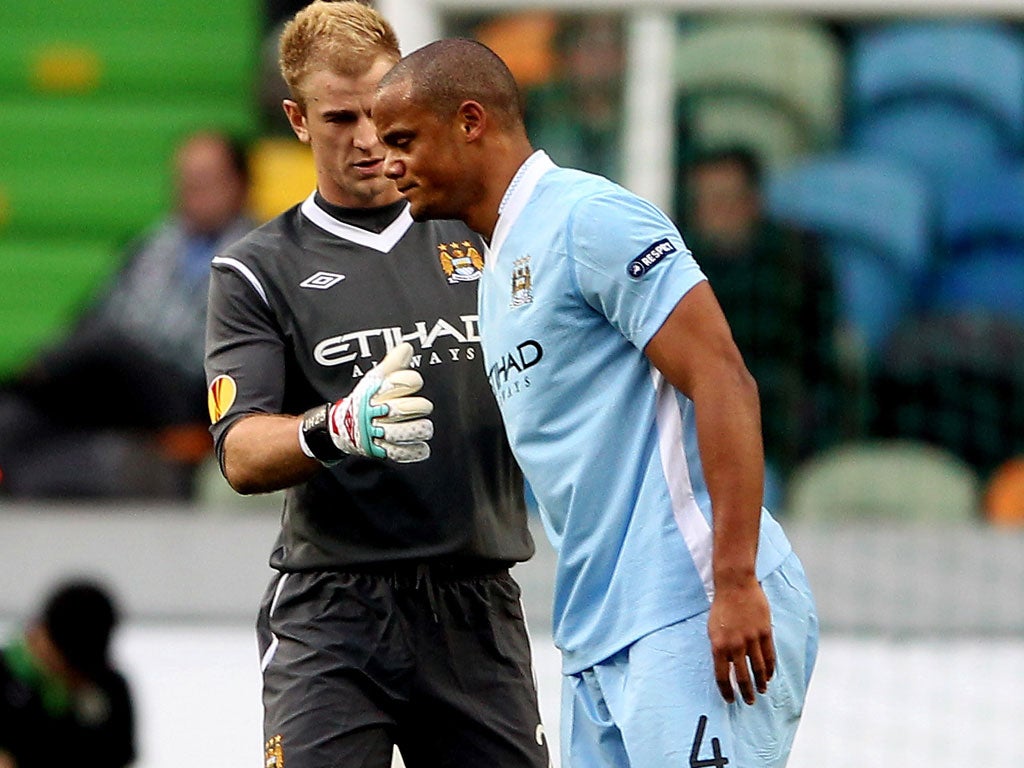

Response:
(257, 562), (551, 768)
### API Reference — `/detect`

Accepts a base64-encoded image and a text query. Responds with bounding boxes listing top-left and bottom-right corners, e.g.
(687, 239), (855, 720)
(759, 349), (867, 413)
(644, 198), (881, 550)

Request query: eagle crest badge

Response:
(438, 241), (483, 283)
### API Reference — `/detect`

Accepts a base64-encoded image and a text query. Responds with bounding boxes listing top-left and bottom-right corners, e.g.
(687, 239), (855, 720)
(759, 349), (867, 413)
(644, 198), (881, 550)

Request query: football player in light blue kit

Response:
(374, 39), (818, 768)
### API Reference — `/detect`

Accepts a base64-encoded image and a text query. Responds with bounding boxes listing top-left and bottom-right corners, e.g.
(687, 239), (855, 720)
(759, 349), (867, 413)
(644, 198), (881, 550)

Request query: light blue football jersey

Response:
(480, 152), (793, 674)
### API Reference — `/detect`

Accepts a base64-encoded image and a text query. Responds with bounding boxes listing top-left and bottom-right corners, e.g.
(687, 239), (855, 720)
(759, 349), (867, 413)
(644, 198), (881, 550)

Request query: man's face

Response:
(284, 57), (402, 208)
(175, 135), (246, 235)
(374, 82), (476, 223)
(689, 160), (761, 250)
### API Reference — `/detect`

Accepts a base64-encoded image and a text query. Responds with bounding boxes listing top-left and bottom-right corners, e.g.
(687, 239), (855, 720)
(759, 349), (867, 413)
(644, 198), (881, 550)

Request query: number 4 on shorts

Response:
(690, 714), (729, 768)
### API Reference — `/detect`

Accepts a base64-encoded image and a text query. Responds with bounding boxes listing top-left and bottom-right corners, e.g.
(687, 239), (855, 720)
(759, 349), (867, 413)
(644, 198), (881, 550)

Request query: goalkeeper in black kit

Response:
(202, 3), (549, 767)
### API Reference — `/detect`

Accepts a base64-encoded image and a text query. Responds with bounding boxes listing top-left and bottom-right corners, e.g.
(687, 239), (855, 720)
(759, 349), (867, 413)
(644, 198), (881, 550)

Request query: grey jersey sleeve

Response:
(205, 259), (288, 460)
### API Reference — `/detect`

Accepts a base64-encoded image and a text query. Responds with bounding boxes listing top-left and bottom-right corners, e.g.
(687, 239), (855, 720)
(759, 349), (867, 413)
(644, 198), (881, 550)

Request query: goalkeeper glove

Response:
(299, 342), (433, 464)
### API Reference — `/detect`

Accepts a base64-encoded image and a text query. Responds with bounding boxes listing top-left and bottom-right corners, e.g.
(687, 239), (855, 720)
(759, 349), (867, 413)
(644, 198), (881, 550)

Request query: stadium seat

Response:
(924, 166), (1024, 321)
(983, 457), (1024, 526)
(0, 30), (258, 100)
(765, 154), (933, 357)
(475, 11), (558, 88)
(0, 0), (259, 99)
(785, 440), (980, 523)
(674, 18), (844, 169)
(248, 137), (317, 222)
(0, 99), (258, 240)
(0, 0), (261, 353)
(846, 21), (1024, 182)
(926, 250), (1024, 321)
(0, 238), (121, 377)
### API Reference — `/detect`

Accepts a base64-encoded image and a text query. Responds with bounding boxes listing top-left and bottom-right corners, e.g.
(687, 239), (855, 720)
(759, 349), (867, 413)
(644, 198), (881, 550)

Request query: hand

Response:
(328, 342), (434, 462)
(707, 579), (775, 705)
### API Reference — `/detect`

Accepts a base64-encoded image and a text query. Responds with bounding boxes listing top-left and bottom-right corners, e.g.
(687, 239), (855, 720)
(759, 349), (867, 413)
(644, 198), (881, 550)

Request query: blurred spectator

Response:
(0, 130), (256, 500)
(871, 311), (1024, 480)
(522, 13), (626, 181)
(681, 146), (843, 492)
(0, 579), (135, 768)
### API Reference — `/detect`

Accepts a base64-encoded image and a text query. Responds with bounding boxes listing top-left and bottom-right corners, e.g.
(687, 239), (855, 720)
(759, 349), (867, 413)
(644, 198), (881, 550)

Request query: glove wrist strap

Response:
(300, 403), (346, 465)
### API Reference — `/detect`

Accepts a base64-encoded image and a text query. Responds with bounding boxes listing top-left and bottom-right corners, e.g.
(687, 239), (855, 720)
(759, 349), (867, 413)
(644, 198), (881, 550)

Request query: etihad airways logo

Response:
(487, 340), (543, 403)
(314, 315), (480, 373)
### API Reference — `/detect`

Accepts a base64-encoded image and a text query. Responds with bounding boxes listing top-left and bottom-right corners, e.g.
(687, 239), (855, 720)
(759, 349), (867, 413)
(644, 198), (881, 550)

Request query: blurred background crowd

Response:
(0, 1), (1023, 527)
(1, 3), (1023, 766)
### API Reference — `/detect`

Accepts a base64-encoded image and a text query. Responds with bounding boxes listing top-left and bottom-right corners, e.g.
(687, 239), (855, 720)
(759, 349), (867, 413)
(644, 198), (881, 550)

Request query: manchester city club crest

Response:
(265, 734), (284, 767)
(510, 256), (533, 308)
(437, 241), (483, 283)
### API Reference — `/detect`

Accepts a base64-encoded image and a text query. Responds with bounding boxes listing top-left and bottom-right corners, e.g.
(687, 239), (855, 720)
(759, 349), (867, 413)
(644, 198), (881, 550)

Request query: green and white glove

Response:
(299, 342), (433, 464)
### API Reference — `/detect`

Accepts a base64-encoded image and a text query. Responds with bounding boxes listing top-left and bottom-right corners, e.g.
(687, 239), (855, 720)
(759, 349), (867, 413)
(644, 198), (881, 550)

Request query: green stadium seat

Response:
(0, 238), (121, 377)
(0, 0), (260, 376)
(0, 172), (166, 242)
(0, 0), (257, 37)
(675, 18), (844, 169)
(0, 29), (258, 100)
(785, 440), (981, 523)
(0, 99), (258, 239)
(0, 100), (257, 173)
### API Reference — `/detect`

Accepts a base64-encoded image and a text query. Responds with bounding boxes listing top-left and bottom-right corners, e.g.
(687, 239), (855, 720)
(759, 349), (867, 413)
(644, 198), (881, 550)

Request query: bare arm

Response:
(0, 750), (16, 768)
(222, 413), (321, 495)
(644, 280), (775, 705)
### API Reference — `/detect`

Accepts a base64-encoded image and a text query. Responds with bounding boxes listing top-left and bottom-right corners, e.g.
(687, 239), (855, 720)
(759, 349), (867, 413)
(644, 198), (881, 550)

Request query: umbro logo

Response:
(300, 271), (346, 290)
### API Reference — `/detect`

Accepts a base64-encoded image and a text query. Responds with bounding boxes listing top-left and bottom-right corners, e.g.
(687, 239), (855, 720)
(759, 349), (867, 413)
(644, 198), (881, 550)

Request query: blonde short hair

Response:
(279, 1), (401, 107)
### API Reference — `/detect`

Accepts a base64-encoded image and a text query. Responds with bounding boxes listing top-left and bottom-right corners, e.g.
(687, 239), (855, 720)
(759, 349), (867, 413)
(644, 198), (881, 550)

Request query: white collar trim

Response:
(300, 192), (414, 252)
(488, 151), (555, 265)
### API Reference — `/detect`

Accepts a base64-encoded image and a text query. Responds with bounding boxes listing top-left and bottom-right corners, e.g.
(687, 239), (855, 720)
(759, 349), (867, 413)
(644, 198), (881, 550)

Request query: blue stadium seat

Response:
(846, 22), (1024, 182)
(925, 166), (1024, 320)
(765, 154), (933, 357)
(928, 252), (1024, 320)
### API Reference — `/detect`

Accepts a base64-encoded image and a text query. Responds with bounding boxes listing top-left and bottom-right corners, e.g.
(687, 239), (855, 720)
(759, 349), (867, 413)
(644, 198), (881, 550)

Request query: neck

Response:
(471, 140), (535, 241)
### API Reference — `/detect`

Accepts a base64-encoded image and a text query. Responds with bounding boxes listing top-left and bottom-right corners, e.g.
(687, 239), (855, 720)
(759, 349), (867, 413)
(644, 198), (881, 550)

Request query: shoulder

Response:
(566, 182), (677, 247)
(219, 208), (299, 263)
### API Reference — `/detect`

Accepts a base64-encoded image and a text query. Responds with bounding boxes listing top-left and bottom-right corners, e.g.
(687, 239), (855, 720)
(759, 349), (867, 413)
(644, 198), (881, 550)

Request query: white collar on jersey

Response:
(300, 192), (415, 253)
(488, 150), (556, 265)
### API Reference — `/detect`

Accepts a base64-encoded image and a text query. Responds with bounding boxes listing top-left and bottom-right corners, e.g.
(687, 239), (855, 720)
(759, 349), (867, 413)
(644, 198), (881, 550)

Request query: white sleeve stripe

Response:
(212, 256), (270, 307)
(651, 364), (715, 602)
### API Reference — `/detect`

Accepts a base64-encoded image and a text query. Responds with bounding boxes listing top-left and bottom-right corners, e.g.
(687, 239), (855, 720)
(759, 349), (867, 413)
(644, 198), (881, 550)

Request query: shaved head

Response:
(374, 37), (536, 238)
(378, 38), (525, 131)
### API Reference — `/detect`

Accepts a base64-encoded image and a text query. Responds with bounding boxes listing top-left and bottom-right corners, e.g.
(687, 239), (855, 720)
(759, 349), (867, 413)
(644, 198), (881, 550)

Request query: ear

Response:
(456, 100), (487, 143)
(283, 100), (310, 144)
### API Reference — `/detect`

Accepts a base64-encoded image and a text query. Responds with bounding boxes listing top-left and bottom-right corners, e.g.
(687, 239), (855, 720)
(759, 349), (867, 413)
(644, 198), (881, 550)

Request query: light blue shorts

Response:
(561, 552), (818, 768)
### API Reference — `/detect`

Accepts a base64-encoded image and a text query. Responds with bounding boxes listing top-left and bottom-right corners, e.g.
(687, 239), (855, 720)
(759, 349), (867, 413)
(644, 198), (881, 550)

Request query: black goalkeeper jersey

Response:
(205, 193), (534, 570)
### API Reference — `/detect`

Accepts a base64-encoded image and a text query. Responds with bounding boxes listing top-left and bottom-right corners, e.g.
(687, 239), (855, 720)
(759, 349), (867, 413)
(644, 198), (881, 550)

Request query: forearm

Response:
(691, 364), (765, 589)
(222, 413), (321, 494)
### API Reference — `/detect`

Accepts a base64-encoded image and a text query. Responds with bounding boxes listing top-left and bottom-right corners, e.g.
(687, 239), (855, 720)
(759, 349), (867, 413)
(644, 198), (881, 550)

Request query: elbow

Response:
(716, 354), (761, 417)
(226, 471), (262, 497)
(222, 457), (264, 496)
(219, 428), (263, 495)
(737, 363), (760, 406)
